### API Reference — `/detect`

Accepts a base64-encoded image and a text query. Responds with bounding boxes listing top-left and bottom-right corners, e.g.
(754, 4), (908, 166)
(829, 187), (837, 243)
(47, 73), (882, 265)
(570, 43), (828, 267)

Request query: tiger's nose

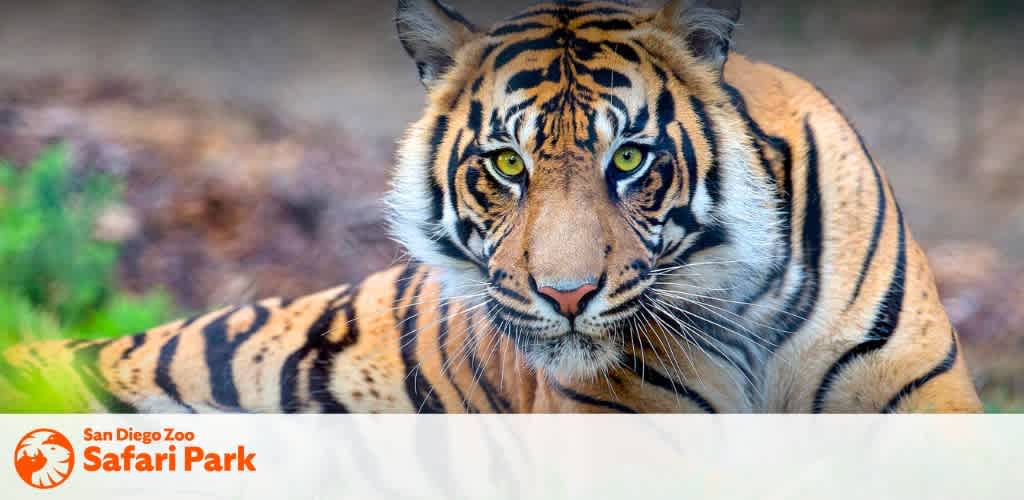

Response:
(537, 283), (599, 318)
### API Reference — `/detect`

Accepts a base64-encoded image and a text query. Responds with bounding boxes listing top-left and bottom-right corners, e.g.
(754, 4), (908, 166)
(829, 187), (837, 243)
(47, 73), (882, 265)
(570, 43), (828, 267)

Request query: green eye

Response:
(612, 145), (645, 172)
(492, 149), (525, 177)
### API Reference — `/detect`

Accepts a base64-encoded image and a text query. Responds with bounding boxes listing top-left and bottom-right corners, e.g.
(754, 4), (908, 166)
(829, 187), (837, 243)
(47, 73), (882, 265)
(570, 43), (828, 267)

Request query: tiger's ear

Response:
(396, 0), (479, 88)
(655, 0), (741, 72)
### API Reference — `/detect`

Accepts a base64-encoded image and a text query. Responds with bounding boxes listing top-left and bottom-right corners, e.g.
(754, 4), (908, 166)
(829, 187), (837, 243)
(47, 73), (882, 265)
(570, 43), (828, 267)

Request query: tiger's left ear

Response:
(655, 0), (741, 72)
(396, 0), (479, 88)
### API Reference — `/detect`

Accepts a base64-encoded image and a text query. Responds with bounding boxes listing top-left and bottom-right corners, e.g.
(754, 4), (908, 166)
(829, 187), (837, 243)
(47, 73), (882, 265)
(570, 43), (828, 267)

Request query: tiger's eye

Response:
(612, 146), (645, 172)
(493, 149), (525, 177)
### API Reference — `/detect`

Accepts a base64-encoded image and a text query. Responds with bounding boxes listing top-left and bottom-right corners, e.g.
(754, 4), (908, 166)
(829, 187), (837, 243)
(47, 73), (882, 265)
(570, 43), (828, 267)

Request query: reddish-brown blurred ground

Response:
(1, 77), (1020, 409)
(928, 243), (1024, 409)
(0, 77), (397, 311)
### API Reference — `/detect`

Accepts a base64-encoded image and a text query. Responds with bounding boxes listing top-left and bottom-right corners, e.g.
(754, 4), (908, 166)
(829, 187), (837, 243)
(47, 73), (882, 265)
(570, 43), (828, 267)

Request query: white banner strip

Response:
(3, 415), (1021, 499)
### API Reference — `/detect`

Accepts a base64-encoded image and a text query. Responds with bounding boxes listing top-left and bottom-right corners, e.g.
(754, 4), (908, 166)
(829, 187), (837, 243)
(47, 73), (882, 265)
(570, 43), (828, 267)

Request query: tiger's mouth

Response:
(481, 278), (658, 377)
(496, 315), (626, 378)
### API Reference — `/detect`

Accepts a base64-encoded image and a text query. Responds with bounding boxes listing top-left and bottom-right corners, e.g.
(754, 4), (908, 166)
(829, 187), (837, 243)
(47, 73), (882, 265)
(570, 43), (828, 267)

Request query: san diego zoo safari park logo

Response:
(14, 426), (258, 490)
(14, 429), (75, 489)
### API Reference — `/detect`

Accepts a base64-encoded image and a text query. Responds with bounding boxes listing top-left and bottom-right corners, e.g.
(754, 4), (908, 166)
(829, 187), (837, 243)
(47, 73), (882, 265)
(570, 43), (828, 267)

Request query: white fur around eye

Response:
(593, 111), (616, 145)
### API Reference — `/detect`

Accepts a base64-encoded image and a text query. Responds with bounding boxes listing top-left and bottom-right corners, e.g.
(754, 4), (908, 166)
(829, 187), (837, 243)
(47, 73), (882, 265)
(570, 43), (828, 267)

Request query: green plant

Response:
(0, 146), (176, 347)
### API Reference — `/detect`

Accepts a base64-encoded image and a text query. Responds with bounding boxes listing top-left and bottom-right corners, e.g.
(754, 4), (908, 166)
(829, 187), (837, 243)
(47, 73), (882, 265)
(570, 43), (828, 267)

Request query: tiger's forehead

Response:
(475, 2), (660, 151)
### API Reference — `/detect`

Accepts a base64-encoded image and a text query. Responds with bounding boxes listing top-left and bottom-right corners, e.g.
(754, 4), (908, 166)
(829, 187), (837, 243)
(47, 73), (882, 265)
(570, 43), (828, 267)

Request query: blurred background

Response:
(0, 0), (1021, 410)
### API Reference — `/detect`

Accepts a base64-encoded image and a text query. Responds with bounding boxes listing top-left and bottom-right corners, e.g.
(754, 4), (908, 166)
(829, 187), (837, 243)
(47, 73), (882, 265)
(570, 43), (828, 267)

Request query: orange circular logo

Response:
(14, 429), (74, 489)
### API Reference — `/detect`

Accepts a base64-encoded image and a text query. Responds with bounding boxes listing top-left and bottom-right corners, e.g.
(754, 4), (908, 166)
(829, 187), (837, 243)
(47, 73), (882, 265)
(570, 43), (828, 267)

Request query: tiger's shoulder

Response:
(722, 53), (980, 412)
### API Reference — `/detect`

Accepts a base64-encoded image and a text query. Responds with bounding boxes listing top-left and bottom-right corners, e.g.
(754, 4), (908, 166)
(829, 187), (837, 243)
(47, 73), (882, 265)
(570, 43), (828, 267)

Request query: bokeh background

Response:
(1, 0), (1021, 410)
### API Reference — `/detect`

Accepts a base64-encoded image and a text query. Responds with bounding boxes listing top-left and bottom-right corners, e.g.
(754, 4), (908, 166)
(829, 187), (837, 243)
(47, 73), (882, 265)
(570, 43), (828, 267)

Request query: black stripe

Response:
(467, 100), (483, 135)
(465, 331), (512, 413)
(393, 264), (420, 310)
(398, 277), (446, 413)
(813, 203), (906, 413)
(655, 74), (675, 128)
(548, 376), (637, 413)
(604, 41), (640, 63)
(439, 131), (485, 271)
(464, 168), (495, 211)
(588, 68), (632, 89)
(504, 96), (539, 124)
(660, 101), (699, 257)
(179, 314), (201, 329)
(394, 265), (422, 313)
(308, 294), (361, 413)
(490, 283), (530, 304)
(689, 97), (723, 204)
(489, 299), (545, 323)
(621, 352), (717, 413)
(609, 275), (648, 300)
(679, 121), (699, 205)
(494, 37), (560, 69)
(506, 69), (546, 92)
(155, 334), (195, 413)
(508, 6), (634, 22)
(71, 342), (137, 413)
(628, 104), (650, 137)
(766, 118), (824, 350)
(437, 301), (479, 413)
(119, 332), (147, 360)
(881, 330), (959, 413)
(674, 224), (727, 264)
(203, 305), (271, 410)
(803, 85), (888, 311)
(425, 115), (449, 225)
(577, 19), (635, 31)
(600, 92), (629, 120)
(279, 290), (349, 412)
(489, 22), (549, 36)
(847, 130), (886, 308)
(642, 156), (676, 214)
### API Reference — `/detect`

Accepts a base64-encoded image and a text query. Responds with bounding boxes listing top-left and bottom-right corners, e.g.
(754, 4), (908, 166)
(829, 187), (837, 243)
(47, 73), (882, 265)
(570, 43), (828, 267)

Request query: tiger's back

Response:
(1, 0), (981, 413)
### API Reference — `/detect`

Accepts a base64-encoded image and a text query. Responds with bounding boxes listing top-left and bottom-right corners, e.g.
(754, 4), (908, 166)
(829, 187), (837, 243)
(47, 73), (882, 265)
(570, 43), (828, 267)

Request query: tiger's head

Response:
(389, 0), (782, 379)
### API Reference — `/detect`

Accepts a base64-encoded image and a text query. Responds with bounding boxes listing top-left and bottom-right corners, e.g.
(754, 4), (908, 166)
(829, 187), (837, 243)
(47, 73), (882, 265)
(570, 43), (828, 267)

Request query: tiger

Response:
(0, 0), (982, 413)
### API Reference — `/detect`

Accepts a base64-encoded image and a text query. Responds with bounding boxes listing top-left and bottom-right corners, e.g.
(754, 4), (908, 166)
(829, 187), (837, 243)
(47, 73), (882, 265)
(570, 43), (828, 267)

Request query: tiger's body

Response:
(1, 0), (981, 413)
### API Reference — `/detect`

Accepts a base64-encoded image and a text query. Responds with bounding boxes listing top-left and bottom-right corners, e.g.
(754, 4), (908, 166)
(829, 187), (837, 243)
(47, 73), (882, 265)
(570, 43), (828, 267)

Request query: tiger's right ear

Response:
(396, 0), (479, 88)
(655, 0), (741, 73)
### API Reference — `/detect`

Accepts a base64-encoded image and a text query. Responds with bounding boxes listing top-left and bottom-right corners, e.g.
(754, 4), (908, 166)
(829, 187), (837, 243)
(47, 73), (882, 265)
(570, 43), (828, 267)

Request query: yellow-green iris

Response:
(612, 145), (645, 172)
(492, 149), (525, 177)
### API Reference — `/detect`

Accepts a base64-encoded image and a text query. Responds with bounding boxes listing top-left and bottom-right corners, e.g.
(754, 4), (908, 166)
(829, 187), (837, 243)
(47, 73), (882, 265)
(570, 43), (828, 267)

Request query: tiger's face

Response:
(390, 0), (780, 378)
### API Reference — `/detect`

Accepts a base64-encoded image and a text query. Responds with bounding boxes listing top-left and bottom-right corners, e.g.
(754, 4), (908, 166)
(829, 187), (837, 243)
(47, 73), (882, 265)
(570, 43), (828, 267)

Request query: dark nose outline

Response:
(534, 281), (600, 319)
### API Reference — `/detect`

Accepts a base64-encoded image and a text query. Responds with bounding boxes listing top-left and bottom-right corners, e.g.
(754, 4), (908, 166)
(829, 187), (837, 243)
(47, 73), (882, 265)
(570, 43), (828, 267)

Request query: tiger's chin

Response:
(517, 331), (622, 380)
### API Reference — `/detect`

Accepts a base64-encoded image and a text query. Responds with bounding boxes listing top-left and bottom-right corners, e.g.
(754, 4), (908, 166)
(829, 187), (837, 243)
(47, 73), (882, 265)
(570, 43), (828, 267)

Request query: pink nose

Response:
(537, 284), (598, 317)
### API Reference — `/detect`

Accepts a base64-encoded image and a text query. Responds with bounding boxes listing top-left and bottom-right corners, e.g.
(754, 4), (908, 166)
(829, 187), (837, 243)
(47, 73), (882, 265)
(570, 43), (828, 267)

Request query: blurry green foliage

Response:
(0, 146), (176, 349)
